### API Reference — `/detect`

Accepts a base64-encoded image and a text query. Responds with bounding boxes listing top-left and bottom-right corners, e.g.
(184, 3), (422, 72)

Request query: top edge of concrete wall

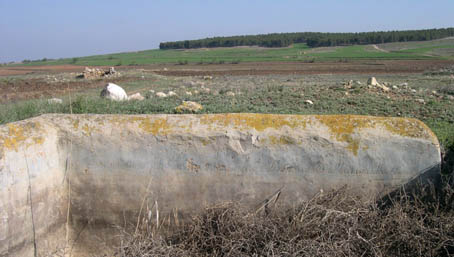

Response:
(0, 113), (440, 155)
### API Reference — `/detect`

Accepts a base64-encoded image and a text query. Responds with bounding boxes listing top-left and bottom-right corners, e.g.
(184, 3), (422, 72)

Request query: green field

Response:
(13, 38), (454, 67)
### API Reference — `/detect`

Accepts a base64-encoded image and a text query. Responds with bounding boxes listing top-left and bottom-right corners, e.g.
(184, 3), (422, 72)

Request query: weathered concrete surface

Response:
(0, 113), (441, 256)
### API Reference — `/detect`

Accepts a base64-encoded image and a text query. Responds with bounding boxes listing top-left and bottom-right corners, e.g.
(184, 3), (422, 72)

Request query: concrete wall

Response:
(0, 114), (441, 256)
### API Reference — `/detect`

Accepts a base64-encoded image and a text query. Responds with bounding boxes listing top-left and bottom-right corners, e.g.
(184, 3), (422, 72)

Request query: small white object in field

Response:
(203, 75), (213, 80)
(163, 67), (168, 71)
(379, 84), (390, 92)
(128, 93), (145, 101)
(100, 83), (128, 101)
(201, 87), (210, 93)
(168, 91), (177, 97)
(193, 90), (199, 95)
(156, 92), (167, 98)
(415, 99), (425, 104)
(411, 89), (417, 93)
(226, 91), (235, 97)
(392, 85), (398, 90)
(431, 91), (437, 95)
(447, 95), (454, 100)
(185, 91), (192, 96)
(304, 100), (314, 105)
(48, 98), (63, 104)
(149, 89), (155, 94)
(367, 77), (379, 86)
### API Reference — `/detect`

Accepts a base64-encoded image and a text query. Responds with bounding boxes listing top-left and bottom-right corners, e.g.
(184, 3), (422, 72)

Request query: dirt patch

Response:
(2, 60), (453, 77)
(0, 77), (136, 103)
(152, 60), (454, 76)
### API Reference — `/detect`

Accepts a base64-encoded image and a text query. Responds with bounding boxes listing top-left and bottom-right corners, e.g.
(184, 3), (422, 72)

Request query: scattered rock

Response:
(201, 87), (211, 94)
(100, 83), (128, 101)
(156, 92), (167, 98)
(163, 67), (168, 71)
(447, 95), (454, 101)
(415, 99), (425, 104)
(149, 89), (155, 94)
(355, 81), (362, 85)
(185, 91), (192, 96)
(226, 91), (235, 97)
(392, 85), (398, 90)
(48, 98), (63, 104)
(304, 100), (314, 105)
(175, 101), (203, 113)
(367, 77), (379, 86)
(411, 89), (417, 93)
(128, 93), (145, 101)
(79, 67), (117, 79)
(203, 75), (213, 80)
(193, 90), (199, 95)
(431, 90), (438, 95)
(106, 67), (116, 75)
(380, 85), (390, 92)
(400, 82), (408, 87)
(168, 91), (177, 97)
(343, 80), (353, 89)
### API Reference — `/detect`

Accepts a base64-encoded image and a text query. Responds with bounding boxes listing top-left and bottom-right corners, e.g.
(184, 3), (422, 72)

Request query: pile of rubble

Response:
(78, 67), (118, 79)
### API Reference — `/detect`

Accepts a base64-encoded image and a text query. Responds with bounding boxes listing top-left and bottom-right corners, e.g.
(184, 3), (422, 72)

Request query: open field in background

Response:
(6, 38), (454, 67)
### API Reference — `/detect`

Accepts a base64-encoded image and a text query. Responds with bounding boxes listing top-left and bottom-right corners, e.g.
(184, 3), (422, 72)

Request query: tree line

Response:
(159, 28), (454, 49)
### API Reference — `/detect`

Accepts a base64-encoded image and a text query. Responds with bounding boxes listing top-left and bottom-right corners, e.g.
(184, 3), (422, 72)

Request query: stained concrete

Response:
(0, 114), (441, 256)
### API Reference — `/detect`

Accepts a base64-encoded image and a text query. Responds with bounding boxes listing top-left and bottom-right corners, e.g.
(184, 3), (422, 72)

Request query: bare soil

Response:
(0, 77), (136, 103)
(1, 60), (453, 103)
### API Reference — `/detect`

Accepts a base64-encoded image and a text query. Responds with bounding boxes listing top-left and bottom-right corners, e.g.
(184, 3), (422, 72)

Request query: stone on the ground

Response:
(168, 91), (177, 97)
(128, 93), (145, 101)
(48, 98), (63, 104)
(367, 77), (379, 86)
(304, 100), (314, 105)
(447, 95), (454, 100)
(416, 99), (425, 104)
(226, 91), (235, 97)
(185, 91), (192, 96)
(392, 85), (398, 90)
(100, 83), (128, 101)
(203, 75), (213, 80)
(174, 101), (203, 113)
(156, 92), (167, 98)
(149, 89), (155, 94)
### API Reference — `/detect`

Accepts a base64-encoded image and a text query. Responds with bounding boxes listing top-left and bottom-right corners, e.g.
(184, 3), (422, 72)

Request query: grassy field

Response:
(11, 38), (454, 67)
(1, 72), (453, 164)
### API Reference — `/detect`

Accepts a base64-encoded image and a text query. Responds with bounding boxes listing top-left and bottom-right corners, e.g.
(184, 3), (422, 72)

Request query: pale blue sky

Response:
(1, 0), (453, 62)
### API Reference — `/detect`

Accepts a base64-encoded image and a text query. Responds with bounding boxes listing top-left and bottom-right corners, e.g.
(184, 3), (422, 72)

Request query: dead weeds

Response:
(115, 177), (454, 257)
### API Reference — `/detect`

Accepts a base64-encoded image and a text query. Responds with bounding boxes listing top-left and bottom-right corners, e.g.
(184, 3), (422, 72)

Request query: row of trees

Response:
(159, 28), (454, 49)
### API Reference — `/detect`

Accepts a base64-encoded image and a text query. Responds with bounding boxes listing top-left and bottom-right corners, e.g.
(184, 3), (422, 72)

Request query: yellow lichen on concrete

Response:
(0, 122), (44, 151)
(315, 115), (438, 155)
(137, 117), (172, 136)
(82, 124), (94, 136)
(73, 119), (79, 130)
(200, 113), (308, 132)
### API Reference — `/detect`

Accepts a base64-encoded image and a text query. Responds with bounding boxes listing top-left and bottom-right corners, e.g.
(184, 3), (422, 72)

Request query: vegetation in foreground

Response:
(117, 178), (454, 257)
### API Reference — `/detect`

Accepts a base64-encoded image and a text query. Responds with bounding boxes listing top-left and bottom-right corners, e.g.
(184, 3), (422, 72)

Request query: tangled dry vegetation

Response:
(114, 176), (454, 257)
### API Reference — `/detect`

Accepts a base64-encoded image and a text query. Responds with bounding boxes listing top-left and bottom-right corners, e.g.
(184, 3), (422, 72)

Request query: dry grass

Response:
(114, 176), (454, 257)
